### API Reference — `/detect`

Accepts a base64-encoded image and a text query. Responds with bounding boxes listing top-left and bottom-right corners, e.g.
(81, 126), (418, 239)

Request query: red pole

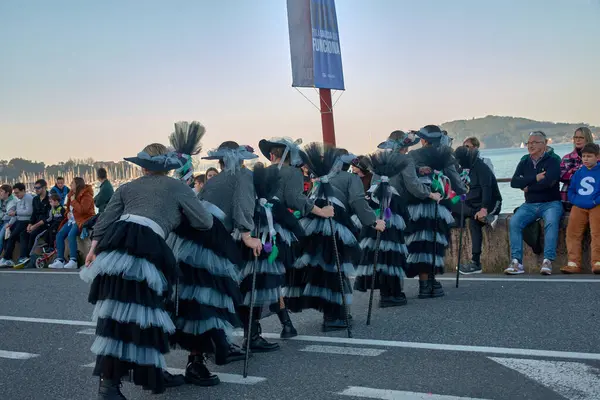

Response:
(319, 88), (336, 146)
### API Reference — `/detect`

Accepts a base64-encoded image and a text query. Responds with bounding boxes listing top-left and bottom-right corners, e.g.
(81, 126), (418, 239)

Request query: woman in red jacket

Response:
(49, 177), (95, 269)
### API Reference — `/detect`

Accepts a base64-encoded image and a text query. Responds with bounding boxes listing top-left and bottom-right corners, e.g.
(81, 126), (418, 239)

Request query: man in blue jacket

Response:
(562, 143), (600, 274)
(505, 131), (563, 275)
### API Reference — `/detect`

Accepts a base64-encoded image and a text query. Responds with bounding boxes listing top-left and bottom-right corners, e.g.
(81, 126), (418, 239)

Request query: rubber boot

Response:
(97, 377), (127, 400)
(277, 308), (298, 339)
(185, 354), (220, 386)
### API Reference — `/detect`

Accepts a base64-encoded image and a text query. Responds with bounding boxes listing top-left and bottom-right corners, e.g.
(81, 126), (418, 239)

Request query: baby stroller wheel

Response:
(35, 257), (46, 269)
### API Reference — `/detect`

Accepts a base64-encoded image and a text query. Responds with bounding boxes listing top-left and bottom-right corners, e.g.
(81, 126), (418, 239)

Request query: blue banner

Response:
(310, 0), (345, 90)
(287, 0), (345, 90)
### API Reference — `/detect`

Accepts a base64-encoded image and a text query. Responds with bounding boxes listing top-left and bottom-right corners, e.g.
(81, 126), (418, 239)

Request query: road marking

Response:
(0, 270), (80, 275)
(434, 276), (600, 283)
(4, 315), (600, 361)
(489, 357), (600, 400)
(77, 328), (95, 335)
(338, 386), (491, 399)
(0, 315), (95, 326)
(0, 350), (40, 360)
(81, 363), (266, 384)
(300, 345), (386, 356)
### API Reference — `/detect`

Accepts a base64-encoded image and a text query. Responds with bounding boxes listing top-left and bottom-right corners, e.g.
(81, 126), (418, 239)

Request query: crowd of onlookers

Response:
(0, 168), (114, 269)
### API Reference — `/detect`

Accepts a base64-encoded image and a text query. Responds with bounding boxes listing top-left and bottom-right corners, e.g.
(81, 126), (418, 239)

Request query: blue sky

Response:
(1, 0), (599, 163)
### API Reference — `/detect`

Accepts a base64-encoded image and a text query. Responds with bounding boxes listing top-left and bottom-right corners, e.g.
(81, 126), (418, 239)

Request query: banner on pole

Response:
(287, 0), (345, 90)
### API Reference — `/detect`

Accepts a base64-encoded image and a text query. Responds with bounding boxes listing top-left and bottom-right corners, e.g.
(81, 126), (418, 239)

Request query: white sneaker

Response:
(540, 259), (552, 275)
(49, 259), (65, 269)
(63, 259), (78, 269)
(0, 258), (9, 267)
(2, 260), (14, 268)
(504, 259), (524, 275)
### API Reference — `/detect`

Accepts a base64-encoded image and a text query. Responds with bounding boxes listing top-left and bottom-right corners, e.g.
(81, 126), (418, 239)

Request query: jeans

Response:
(56, 223), (80, 261)
(0, 222), (6, 254)
(509, 201), (563, 262)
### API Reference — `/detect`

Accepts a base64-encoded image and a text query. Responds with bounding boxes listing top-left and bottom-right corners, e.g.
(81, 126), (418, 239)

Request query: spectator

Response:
(350, 156), (373, 194)
(453, 146), (502, 274)
(0, 184), (17, 254)
(561, 143), (600, 275)
(206, 167), (219, 180)
(25, 179), (51, 262)
(49, 177), (95, 269)
(301, 164), (312, 195)
(0, 183), (34, 267)
(94, 167), (114, 213)
(506, 131), (563, 275)
(193, 174), (205, 193)
(44, 193), (65, 251)
(463, 136), (495, 174)
(559, 127), (594, 210)
(50, 177), (70, 206)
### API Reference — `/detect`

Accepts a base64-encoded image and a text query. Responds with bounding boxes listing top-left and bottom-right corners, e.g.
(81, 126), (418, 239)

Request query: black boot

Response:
(243, 320), (280, 352)
(322, 310), (352, 332)
(277, 308), (298, 339)
(97, 377), (127, 400)
(379, 292), (408, 308)
(143, 370), (185, 394)
(418, 277), (445, 299)
(184, 354), (220, 386)
(213, 330), (250, 365)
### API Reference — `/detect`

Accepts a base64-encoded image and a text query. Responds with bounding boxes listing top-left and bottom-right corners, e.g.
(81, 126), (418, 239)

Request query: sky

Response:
(1, 0), (599, 164)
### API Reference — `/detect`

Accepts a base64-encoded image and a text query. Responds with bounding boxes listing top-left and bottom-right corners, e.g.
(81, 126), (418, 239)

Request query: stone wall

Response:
(444, 213), (592, 274)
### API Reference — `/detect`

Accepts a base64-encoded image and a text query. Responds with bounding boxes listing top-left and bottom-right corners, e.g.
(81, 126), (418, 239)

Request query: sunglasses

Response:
(34, 186), (43, 190)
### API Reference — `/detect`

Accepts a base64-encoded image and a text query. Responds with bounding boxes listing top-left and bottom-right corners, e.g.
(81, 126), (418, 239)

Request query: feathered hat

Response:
(415, 125), (444, 146)
(300, 142), (344, 200)
(258, 137), (305, 168)
(168, 121), (206, 182)
(378, 130), (420, 151)
(202, 142), (258, 174)
(366, 151), (409, 219)
(124, 147), (187, 172)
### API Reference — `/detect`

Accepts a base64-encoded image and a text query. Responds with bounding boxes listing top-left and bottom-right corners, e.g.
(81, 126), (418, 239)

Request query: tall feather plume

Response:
(169, 121), (205, 156)
(417, 145), (455, 171)
(300, 142), (340, 178)
(252, 164), (281, 201)
(367, 151), (409, 178)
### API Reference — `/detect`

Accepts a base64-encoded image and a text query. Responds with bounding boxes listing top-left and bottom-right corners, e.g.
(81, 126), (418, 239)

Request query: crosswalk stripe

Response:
(81, 363), (266, 385)
(489, 357), (600, 400)
(0, 350), (40, 360)
(77, 328), (95, 335)
(338, 386), (491, 399)
(299, 345), (385, 356)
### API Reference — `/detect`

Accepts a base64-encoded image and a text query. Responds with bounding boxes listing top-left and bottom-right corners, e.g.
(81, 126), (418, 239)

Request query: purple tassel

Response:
(460, 194), (467, 201)
(263, 242), (273, 253)
(384, 207), (392, 220)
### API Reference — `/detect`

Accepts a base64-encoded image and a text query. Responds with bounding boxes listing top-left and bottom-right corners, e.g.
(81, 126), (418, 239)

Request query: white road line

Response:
(489, 357), (600, 400)
(77, 328), (95, 335)
(338, 386), (491, 399)
(0, 270), (80, 275)
(4, 315), (600, 361)
(0, 350), (40, 360)
(81, 363), (266, 384)
(299, 345), (386, 356)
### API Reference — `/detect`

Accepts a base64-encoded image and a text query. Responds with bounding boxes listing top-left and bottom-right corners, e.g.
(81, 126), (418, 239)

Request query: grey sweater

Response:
(200, 168), (255, 233)
(93, 175), (213, 242)
(15, 193), (34, 222)
(372, 156), (431, 200)
(270, 164), (314, 216)
(0, 195), (17, 225)
(329, 171), (377, 227)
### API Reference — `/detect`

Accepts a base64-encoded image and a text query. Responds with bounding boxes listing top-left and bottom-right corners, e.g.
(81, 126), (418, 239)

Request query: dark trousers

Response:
(451, 201), (502, 261)
(3, 221), (30, 260)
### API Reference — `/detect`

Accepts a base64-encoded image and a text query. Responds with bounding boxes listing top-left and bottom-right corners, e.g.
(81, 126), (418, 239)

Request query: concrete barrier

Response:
(444, 213), (594, 274)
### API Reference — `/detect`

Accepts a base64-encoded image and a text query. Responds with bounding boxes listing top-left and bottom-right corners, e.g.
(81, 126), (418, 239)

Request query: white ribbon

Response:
(258, 197), (276, 244)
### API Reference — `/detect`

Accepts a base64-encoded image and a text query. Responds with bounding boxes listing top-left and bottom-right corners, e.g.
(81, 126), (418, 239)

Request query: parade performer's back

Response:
(81, 142), (213, 400)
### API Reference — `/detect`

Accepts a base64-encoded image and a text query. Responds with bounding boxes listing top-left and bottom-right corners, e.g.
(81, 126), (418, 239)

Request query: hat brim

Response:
(258, 139), (280, 160)
(124, 157), (179, 172)
(377, 137), (420, 149)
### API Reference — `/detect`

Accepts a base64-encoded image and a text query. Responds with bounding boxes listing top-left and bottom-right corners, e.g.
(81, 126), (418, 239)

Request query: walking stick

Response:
(455, 195), (466, 288)
(328, 214), (353, 338)
(243, 218), (260, 378)
(430, 201), (439, 284)
(366, 205), (384, 326)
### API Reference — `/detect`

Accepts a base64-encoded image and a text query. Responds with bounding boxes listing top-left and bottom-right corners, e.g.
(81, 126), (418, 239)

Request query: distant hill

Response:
(440, 116), (600, 149)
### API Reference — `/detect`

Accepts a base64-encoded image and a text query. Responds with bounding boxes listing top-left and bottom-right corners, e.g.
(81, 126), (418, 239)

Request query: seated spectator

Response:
(44, 193), (65, 252)
(94, 167), (114, 213)
(453, 146), (502, 274)
(463, 136), (495, 174)
(24, 179), (52, 263)
(193, 174), (205, 193)
(559, 127), (593, 210)
(0, 184), (17, 254)
(0, 183), (34, 267)
(561, 143), (600, 275)
(48, 177), (95, 269)
(50, 177), (70, 206)
(206, 167), (219, 180)
(506, 131), (563, 275)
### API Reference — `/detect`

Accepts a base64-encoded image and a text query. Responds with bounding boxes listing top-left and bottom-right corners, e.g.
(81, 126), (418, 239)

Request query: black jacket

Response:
(30, 194), (51, 225)
(510, 152), (561, 203)
(455, 148), (502, 212)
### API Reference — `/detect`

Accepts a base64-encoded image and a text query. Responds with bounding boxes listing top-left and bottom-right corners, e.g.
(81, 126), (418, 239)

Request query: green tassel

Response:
(268, 244), (279, 263)
(293, 210), (302, 219)
(374, 209), (381, 218)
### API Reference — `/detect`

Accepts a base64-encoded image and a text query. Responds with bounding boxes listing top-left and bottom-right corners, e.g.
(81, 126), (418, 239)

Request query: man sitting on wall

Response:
(505, 131), (563, 275)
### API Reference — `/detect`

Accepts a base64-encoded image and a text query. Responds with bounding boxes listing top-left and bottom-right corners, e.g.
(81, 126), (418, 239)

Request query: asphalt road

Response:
(1, 270), (599, 400)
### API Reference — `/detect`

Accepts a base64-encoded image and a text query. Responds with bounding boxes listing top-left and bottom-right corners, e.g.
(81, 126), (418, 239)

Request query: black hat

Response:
(258, 137), (304, 167)
(415, 125), (443, 146)
(124, 151), (186, 172)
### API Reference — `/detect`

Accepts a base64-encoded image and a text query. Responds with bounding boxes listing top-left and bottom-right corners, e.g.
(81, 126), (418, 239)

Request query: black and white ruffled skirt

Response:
(404, 201), (454, 278)
(80, 214), (176, 393)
